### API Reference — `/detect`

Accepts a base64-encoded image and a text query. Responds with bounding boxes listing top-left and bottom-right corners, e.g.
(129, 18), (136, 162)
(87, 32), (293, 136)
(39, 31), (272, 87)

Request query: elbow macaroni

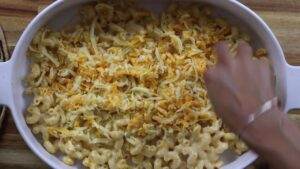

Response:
(25, 1), (267, 168)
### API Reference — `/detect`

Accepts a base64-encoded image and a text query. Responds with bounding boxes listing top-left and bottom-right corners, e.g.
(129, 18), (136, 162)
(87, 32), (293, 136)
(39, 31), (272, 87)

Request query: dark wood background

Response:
(0, 0), (299, 168)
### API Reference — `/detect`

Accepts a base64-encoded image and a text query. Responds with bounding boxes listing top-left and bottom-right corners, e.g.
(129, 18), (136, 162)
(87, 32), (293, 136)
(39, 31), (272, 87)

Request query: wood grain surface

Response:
(0, 0), (299, 169)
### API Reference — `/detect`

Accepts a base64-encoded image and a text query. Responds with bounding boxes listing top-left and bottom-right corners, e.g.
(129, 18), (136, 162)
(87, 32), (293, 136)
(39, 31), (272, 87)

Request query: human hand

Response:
(204, 41), (276, 134)
(204, 41), (300, 169)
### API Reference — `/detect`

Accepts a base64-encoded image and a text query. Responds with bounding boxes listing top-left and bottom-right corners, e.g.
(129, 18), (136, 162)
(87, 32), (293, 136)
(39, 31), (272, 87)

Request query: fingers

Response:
(204, 67), (221, 114)
(215, 41), (253, 65)
(258, 57), (276, 98)
(259, 57), (270, 67)
(236, 41), (253, 63)
(258, 58), (271, 77)
(215, 41), (232, 66)
(204, 67), (215, 84)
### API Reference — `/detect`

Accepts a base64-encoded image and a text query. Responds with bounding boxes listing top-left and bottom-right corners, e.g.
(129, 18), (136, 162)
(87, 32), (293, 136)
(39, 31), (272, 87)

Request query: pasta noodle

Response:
(24, 1), (265, 168)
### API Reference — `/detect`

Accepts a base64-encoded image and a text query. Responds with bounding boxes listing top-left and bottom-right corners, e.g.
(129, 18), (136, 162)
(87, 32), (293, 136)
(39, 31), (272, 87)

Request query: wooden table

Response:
(0, 0), (299, 169)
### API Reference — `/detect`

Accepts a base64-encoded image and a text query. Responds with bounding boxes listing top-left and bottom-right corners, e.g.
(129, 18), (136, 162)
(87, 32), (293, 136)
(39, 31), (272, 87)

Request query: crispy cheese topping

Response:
(25, 1), (254, 168)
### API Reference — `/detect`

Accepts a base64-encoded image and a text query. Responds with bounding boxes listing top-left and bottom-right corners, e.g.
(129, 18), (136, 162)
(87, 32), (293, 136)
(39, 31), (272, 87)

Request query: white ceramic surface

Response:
(0, 0), (299, 169)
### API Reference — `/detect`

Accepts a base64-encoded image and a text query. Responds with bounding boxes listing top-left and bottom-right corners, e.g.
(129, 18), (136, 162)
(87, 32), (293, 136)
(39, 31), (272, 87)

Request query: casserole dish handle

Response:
(0, 60), (13, 107)
(285, 64), (300, 111)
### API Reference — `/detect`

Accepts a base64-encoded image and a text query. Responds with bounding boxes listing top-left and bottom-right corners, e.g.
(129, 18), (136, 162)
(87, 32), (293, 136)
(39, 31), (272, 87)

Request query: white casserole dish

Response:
(1, 0), (300, 168)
